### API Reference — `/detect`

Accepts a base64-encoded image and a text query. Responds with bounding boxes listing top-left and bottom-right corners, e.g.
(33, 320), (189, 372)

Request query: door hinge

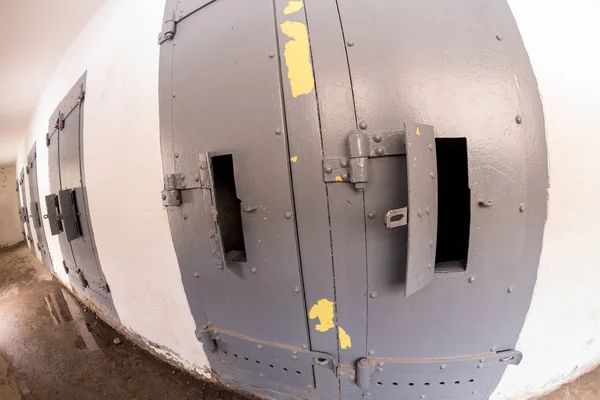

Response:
(323, 128), (407, 189)
(77, 269), (89, 289)
(161, 172), (203, 206)
(46, 133), (50, 147)
(63, 260), (69, 275)
(158, 13), (176, 44)
(55, 113), (65, 130)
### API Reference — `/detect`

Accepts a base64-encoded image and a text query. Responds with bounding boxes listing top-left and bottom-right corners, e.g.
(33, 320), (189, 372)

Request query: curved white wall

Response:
(494, 0), (600, 398)
(14, 0), (600, 398)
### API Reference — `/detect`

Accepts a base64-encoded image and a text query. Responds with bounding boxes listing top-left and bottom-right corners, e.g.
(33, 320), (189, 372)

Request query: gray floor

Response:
(0, 243), (252, 400)
(0, 243), (596, 400)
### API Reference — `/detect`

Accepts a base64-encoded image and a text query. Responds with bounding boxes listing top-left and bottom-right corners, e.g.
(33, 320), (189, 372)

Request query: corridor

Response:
(0, 244), (252, 400)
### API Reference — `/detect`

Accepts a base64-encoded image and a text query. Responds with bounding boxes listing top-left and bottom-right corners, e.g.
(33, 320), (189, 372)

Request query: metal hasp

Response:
(161, 170), (204, 207)
(325, 123), (438, 297)
(44, 194), (63, 235)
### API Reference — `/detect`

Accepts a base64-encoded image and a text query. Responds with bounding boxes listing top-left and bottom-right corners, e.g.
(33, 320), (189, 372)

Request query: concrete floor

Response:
(1, 243), (598, 400)
(0, 243), (252, 400)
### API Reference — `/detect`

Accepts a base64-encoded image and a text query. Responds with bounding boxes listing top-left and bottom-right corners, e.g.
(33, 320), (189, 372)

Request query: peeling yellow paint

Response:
(283, 0), (303, 14)
(514, 74), (520, 90)
(413, 156), (417, 168)
(416, 127), (421, 136)
(309, 299), (335, 332)
(335, 176), (343, 182)
(290, 156), (298, 163)
(338, 327), (352, 349)
(280, 21), (314, 98)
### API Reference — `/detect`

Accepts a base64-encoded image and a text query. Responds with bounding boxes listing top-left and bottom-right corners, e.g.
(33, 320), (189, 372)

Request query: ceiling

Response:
(0, 0), (106, 166)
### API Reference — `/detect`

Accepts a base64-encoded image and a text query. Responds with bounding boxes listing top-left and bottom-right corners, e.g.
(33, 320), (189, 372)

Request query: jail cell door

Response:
(18, 168), (33, 247)
(27, 144), (53, 270)
(46, 73), (118, 320)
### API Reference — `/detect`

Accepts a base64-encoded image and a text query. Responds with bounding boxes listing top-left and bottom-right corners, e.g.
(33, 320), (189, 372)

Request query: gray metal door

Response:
(17, 168), (33, 247)
(26, 144), (53, 270)
(46, 73), (118, 320)
(159, 0), (547, 399)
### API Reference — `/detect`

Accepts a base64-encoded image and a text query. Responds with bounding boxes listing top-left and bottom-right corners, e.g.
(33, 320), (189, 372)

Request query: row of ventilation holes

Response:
(376, 379), (475, 387)
(222, 351), (303, 375)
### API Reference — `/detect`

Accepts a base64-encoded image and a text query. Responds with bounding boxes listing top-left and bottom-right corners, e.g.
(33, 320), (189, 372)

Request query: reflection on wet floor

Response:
(0, 244), (253, 400)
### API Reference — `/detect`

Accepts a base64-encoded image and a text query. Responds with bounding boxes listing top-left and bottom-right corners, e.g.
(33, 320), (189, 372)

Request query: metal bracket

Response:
(195, 325), (218, 354)
(324, 129), (406, 189)
(161, 172), (203, 206)
(385, 207), (407, 228)
(76, 269), (89, 289)
(55, 112), (65, 131)
(158, 13), (176, 44)
(46, 133), (50, 147)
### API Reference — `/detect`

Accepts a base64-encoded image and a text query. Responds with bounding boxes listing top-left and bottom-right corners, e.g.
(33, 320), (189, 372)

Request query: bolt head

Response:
(417, 209), (423, 217)
(368, 350), (375, 356)
(340, 160), (348, 168)
(373, 134), (383, 142)
(161, 194), (167, 200)
(507, 285), (514, 293)
(430, 172), (435, 178)
(285, 211), (292, 219)
(496, 34), (503, 41)
(183, 215), (188, 220)
(375, 147), (385, 156)
(367, 211), (376, 219)
(325, 165), (333, 173)
(218, 264), (224, 270)
(251, 267), (257, 274)
(174, 153), (179, 158)
(369, 292), (378, 299)
(519, 203), (526, 212)
(515, 115), (523, 124)
(425, 207), (431, 214)
(468, 276), (476, 283)
(440, 364), (446, 370)
(477, 364), (483, 369)
(194, 272), (199, 278)
(269, 53), (275, 58)
(275, 129), (282, 135)
(293, 286), (300, 293)
(359, 122), (368, 130)
(341, 173), (349, 180)
(347, 41), (354, 47)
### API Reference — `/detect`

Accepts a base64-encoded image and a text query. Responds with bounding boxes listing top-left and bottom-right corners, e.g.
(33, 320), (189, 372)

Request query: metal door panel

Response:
(27, 145), (53, 270)
(48, 129), (77, 270)
(19, 168), (33, 247)
(169, 0), (308, 345)
(58, 105), (102, 279)
(337, 0), (531, 364)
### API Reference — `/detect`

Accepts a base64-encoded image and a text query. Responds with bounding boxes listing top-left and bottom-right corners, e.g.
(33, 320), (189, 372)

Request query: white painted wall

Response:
(15, 0), (208, 374)
(13, 0), (600, 398)
(0, 164), (23, 248)
(493, 1), (600, 399)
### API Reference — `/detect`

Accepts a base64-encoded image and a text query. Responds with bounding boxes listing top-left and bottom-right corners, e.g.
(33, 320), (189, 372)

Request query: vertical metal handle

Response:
(404, 123), (438, 297)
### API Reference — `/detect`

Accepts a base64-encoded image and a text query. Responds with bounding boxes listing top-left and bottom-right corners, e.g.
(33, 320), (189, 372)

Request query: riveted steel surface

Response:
(159, 0), (548, 398)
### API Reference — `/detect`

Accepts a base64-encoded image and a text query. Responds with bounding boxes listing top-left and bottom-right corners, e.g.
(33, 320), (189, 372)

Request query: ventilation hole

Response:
(377, 382), (383, 386)
(296, 371), (301, 375)
(269, 364), (274, 369)
(440, 382), (445, 386)
(392, 382), (398, 386)
(255, 360), (260, 364)
(233, 354), (238, 358)
(469, 379), (475, 383)
(424, 382), (430, 386)
(283, 368), (288, 372)
(244, 357), (249, 361)
(455, 381), (460, 385)
(409, 383), (414, 387)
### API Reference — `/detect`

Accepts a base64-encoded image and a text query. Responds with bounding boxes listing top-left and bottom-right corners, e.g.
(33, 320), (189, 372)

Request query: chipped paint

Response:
(290, 156), (298, 163)
(335, 176), (343, 182)
(514, 74), (520, 90)
(283, 0), (303, 14)
(416, 127), (421, 136)
(308, 298), (335, 332)
(280, 21), (314, 98)
(413, 156), (417, 168)
(338, 327), (352, 349)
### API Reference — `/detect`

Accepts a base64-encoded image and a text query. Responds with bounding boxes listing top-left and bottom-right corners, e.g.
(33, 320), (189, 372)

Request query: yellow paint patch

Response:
(416, 127), (421, 136)
(413, 156), (417, 168)
(335, 176), (343, 182)
(283, 0), (304, 14)
(514, 74), (520, 90)
(280, 21), (314, 98)
(338, 327), (352, 349)
(309, 299), (335, 332)
(290, 156), (298, 163)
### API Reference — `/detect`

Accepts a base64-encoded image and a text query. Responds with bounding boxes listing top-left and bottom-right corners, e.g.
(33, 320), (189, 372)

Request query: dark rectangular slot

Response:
(211, 154), (247, 262)
(435, 138), (470, 272)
